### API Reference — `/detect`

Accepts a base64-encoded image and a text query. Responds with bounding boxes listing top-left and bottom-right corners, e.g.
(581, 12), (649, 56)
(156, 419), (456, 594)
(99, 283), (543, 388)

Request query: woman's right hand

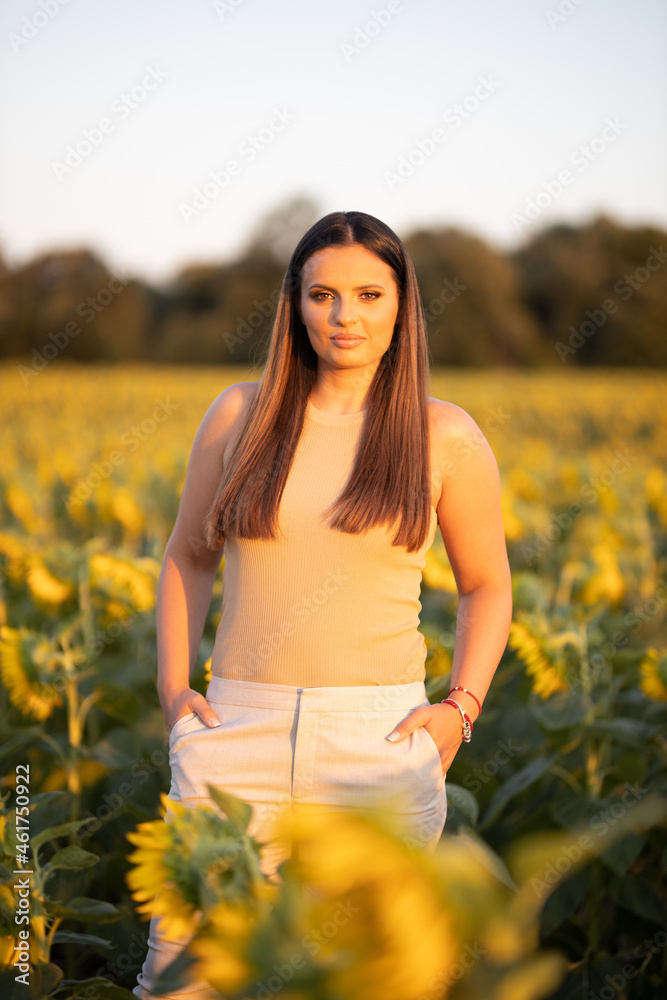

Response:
(162, 688), (221, 736)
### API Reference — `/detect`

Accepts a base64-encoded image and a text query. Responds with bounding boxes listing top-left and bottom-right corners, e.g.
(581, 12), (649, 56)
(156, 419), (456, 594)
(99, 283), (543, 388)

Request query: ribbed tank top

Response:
(209, 397), (440, 687)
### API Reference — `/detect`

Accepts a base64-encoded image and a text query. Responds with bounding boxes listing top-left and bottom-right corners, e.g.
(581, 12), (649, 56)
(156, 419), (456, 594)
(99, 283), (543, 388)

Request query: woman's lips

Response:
(331, 336), (364, 347)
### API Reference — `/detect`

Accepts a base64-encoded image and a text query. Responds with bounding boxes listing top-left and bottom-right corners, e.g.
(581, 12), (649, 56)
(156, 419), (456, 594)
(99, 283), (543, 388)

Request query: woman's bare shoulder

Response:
(427, 394), (501, 493)
(211, 380), (259, 417)
(184, 381), (259, 473)
(203, 381), (259, 440)
(427, 395), (479, 443)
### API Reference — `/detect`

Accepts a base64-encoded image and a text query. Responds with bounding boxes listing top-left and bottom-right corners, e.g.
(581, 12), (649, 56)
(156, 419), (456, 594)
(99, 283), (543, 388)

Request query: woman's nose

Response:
(333, 298), (358, 327)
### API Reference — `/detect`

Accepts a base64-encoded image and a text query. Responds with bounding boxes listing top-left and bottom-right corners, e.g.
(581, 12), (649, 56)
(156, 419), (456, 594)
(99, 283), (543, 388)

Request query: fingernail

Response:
(209, 719), (221, 727)
(386, 731), (401, 742)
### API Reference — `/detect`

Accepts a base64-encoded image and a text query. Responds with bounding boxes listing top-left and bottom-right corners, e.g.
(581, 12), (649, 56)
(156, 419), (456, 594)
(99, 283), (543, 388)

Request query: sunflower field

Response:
(1, 362), (666, 1000)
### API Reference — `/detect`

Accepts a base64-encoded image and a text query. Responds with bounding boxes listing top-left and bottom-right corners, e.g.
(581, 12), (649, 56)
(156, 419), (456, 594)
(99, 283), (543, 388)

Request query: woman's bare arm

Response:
(156, 381), (257, 732)
(431, 399), (513, 721)
(385, 399), (512, 774)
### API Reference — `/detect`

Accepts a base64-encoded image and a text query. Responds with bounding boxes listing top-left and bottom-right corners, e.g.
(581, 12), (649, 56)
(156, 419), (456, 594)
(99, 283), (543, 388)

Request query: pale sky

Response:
(1, 0), (665, 284)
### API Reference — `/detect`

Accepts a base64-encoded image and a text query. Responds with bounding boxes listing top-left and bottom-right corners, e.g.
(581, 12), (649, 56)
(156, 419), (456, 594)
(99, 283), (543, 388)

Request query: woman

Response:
(133, 210), (512, 999)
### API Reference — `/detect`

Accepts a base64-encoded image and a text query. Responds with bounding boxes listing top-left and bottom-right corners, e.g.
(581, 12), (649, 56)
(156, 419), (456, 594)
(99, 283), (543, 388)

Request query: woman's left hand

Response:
(386, 703), (465, 776)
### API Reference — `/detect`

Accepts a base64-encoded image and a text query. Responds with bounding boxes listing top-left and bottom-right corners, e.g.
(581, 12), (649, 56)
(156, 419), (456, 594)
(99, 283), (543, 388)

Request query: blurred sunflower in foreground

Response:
(125, 789), (274, 940)
(126, 787), (569, 1000)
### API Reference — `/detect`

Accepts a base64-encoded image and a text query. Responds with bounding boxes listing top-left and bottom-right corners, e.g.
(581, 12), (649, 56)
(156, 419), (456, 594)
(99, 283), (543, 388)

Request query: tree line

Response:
(2, 197), (665, 372)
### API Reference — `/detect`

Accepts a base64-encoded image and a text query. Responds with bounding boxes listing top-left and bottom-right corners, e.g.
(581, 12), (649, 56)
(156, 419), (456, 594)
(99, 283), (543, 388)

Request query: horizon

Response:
(2, 207), (659, 290)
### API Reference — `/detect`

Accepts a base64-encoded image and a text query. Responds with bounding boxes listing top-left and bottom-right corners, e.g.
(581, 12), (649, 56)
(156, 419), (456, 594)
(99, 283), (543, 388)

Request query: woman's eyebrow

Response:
(306, 283), (386, 291)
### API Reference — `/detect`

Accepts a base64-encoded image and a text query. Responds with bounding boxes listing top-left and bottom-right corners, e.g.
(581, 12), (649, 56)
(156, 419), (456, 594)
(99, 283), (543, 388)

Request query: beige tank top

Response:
(209, 396), (440, 686)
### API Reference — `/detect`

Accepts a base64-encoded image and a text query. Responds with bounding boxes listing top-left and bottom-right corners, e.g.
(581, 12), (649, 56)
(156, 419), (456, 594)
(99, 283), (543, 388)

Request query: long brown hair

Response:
(203, 210), (433, 554)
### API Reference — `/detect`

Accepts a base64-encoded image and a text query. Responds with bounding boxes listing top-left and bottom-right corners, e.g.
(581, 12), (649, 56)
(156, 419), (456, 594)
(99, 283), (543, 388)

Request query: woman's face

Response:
(297, 243), (401, 377)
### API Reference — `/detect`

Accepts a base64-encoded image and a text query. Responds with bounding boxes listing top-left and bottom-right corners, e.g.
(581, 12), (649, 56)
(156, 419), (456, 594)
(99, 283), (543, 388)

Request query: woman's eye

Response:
(310, 291), (380, 301)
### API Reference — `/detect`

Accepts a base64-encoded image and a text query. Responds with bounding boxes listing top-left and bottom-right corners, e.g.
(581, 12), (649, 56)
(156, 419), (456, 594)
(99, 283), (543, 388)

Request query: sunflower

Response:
(0, 532), (28, 583)
(89, 553), (156, 612)
(5, 484), (40, 533)
(266, 803), (463, 1000)
(579, 543), (625, 606)
(0, 626), (63, 721)
(110, 488), (144, 535)
(187, 902), (259, 996)
(25, 558), (76, 611)
(639, 647), (667, 702)
(125, 792), (274, 942)
(508, 620), (569, 700)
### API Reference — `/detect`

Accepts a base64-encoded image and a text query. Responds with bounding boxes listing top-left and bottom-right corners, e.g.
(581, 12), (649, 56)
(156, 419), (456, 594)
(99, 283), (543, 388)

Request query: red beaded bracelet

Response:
(448, 685), (482, 716)
(441, 698), (473, 742)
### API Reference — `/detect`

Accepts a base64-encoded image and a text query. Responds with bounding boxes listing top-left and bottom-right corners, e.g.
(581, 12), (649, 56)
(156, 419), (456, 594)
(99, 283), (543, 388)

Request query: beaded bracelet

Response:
(441, 698), (473, 742)
(448, 685), (482, 716)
